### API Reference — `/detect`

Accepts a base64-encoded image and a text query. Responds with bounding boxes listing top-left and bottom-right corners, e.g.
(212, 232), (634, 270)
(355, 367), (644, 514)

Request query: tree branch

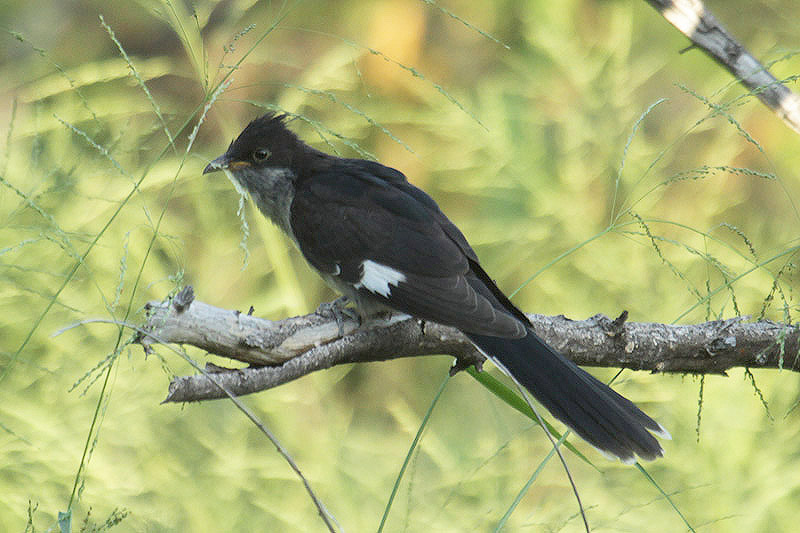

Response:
(136, 287), (800, 403)
(645, 0), (800, 134)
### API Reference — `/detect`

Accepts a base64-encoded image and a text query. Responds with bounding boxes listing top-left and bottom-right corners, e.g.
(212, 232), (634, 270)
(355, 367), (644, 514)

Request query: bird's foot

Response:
(316, 296), (360, 337)
(449, 351), (486, 376)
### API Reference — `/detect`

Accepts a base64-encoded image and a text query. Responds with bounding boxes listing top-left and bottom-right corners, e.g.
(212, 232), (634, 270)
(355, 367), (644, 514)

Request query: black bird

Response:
(204, 113), (669, 463)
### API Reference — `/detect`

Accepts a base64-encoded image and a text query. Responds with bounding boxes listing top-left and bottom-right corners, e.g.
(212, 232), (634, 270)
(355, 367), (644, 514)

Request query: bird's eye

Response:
(253, 148), (271, 162)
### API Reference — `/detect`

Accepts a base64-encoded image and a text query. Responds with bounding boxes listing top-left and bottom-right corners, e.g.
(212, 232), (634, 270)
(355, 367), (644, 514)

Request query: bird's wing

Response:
(290, 165), (526, 338)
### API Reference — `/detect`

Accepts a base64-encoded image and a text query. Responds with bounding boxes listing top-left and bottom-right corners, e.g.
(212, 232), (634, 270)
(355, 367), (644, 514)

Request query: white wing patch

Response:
(354, 260), (406, 297)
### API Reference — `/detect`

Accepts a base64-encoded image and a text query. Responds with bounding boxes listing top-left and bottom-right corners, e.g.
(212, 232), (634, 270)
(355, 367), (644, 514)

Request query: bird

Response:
(203, 112), (669, 463)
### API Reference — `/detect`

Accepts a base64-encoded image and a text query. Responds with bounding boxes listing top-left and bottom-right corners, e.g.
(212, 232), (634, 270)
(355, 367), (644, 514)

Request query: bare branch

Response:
(645, 0), (800, 134)
(136, 288), (800, 403)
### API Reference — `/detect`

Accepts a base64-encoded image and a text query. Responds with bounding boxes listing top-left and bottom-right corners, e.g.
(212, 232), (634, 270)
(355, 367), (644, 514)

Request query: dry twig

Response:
(645, 0), (800, 134)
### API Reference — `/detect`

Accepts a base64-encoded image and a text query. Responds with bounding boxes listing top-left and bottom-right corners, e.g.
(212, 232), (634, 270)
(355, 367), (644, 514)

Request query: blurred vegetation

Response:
(1, 0), (799, 531)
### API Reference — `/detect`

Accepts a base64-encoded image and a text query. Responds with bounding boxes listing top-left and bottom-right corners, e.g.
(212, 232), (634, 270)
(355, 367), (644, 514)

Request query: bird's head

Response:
(203, 112), (301, 180)
(203, 112), (304, 235)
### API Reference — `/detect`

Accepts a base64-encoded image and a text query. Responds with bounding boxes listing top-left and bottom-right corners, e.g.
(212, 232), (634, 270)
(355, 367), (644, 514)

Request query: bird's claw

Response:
(450, 352), (486, 376)
(316, 296), (360, 337)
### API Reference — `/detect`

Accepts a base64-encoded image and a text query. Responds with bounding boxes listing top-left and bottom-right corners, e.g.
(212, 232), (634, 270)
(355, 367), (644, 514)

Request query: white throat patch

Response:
(354, 260), (406, 297)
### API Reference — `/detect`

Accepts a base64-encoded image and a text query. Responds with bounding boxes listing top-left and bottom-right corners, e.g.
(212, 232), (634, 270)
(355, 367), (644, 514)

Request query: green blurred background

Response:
(2, 0), (799, 531)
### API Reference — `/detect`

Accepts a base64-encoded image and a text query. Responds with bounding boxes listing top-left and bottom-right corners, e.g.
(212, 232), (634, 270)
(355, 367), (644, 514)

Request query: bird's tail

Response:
(467, 329), (669, 463)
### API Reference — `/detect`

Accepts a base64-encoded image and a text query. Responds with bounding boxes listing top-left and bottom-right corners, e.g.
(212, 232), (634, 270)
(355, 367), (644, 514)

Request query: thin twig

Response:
(644, 0), (800, 134)
(61, 318), (341, 532)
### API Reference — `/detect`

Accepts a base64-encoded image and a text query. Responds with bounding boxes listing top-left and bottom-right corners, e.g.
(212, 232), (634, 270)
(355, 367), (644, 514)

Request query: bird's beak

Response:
(203, 154), (230, 175)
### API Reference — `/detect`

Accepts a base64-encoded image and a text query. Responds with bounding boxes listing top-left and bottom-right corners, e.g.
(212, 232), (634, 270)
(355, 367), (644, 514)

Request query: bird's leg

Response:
(315, 296), (360, 337)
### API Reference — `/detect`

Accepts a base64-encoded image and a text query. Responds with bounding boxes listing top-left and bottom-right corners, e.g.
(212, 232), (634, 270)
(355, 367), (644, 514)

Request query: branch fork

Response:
(135, 287), (799, 403)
